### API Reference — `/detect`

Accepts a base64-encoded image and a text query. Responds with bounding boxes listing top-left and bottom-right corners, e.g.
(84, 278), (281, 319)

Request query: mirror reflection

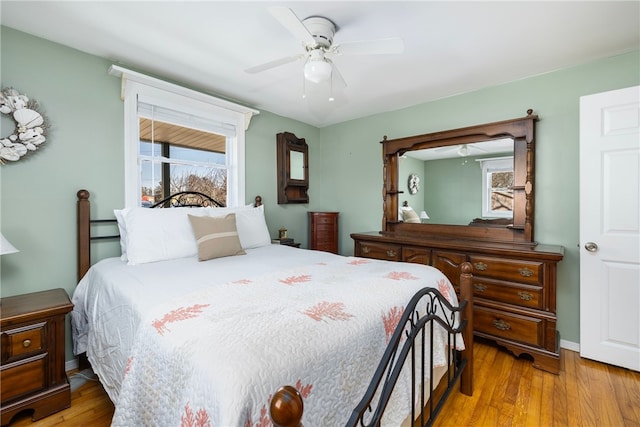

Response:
(399, 138), (514, 226)
(290, 150), (305, 180)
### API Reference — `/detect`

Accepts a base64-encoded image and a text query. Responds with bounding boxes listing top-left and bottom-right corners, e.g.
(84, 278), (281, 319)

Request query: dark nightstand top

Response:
(272, 239), (301, 248)
(1, 288), (73, 326)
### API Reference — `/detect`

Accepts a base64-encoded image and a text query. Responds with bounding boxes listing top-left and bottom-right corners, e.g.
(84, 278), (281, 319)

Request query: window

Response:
(477, 157), (514, 218)
(110, 65), (258, 208)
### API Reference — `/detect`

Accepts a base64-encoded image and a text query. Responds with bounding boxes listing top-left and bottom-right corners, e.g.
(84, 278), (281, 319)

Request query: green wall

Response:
(2, 26), (639, 363)
(422, 156), (484, 224)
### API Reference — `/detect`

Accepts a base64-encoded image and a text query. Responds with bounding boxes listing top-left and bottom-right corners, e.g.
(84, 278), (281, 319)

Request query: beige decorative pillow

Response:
(188, 214), (246, 261)
(402, 208), (421, 223)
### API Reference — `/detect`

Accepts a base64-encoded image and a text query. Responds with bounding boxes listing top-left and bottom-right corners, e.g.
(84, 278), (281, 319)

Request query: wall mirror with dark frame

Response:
(382, 110), (538, 244)
(277, 131), (309, 204)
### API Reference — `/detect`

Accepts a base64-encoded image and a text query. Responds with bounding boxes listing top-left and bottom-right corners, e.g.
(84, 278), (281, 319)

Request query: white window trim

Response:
(476, 156), (514, 218)
(109, 65), (259, 208)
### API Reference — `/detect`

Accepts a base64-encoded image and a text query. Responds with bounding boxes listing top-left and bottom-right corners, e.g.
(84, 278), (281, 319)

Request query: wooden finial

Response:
(270, 386), (303, 427)
(254, 195), (262, 207)
(526, 109), (533, 116)
(77, 189), (90, 200)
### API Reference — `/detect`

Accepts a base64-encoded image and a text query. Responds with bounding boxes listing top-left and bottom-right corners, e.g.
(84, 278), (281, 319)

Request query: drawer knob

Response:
(474, 283), (487, 292)
(518, 291), (533, 301)
(474, 262), (488, 271)
(22, 339), (32, 348)
(386, 250), (396, 257)
(493, 319), (511, 331)
(518, 268), (534, 277)
(361, 246), (370, 254)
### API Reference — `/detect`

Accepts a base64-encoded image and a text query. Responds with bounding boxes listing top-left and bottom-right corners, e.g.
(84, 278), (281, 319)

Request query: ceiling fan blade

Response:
(268, 6), (316, 47)
(245, 54), (304, 74)
(330, 37), (405, 56)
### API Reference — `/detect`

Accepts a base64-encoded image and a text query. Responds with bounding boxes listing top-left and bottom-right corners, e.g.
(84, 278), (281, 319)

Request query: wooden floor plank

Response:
(6, 340), (640, 427)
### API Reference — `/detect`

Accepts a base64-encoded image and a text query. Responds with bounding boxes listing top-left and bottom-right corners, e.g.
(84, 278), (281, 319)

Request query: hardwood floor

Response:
(7, 340), (640, 426)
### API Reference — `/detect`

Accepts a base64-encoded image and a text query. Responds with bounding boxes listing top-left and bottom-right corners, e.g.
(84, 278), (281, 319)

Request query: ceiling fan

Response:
(245, 7), (404, 91)
(436, 143), (490, 157)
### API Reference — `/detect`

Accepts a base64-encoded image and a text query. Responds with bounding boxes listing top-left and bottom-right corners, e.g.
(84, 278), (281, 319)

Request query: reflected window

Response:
(478, 157), (514, 218)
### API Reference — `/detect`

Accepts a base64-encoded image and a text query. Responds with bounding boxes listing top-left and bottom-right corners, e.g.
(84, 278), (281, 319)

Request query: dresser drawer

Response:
(313, 215), (337, 226)
(469, 256), (542, 284)
(402, 246), (430, 265)
(474, 306), (542, 347)
(1, 356), (47, 402)
(432, 251), (467, 288)
(313, 224), (335, 236)
(473, 277), (543, 309)
(356, 241), (401, 261)
(2, 322), (46, 363)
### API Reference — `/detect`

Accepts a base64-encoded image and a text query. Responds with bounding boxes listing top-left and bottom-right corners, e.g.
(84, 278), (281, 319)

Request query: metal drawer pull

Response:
(22, 339), (32, 348)
(518, 268), (534, 277)
(493, 319), (511, 331)
(474, 283), (487, 292)
(474, 262), (488, 271)
(361, 246), (370, 254)
(386, 250), (396, 257)
(518, 291), (533, 301)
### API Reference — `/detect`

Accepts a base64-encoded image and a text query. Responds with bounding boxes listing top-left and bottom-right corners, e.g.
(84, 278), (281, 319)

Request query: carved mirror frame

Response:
(382, 110), (538, 244)
(277, 131), (309, 204)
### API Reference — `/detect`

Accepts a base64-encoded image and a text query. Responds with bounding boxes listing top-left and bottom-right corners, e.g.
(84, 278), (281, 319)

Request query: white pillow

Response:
(114, 209), (129, 261)
(123, 207), (210, 265)
(234, 205), (272, 249)
(208, 205), (271, 249)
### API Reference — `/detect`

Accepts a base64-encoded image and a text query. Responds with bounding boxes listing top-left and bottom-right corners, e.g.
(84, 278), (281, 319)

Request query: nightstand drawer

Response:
(2, 322), (46, 362)
(1, 355), (47, 402)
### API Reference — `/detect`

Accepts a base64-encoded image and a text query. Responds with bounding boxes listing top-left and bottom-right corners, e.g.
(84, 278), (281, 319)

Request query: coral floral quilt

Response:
(104, 254), (461, 426)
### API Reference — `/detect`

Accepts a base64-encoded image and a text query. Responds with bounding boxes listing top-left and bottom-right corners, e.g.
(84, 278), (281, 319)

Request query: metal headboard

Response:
(76, 190), (263, 282)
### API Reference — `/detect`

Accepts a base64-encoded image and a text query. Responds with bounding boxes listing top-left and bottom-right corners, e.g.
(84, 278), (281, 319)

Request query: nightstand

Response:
(1, 288), (73, 425)
(272, 239), (301, 248)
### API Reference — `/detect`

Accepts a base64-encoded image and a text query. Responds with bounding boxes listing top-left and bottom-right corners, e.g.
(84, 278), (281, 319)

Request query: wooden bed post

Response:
(270, 386), (303, 427)
(459, 261), (474, 396)
(77, 189), (91, 283)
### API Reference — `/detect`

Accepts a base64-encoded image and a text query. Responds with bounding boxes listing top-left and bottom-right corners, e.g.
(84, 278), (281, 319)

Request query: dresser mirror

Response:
(277, 131), (309, 204)
(401, 137), (514, 224)
(382, 110), (538, 244)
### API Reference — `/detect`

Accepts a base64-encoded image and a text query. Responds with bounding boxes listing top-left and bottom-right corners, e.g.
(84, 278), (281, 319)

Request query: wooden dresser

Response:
(1, 289), (73, 425)
(352, 232), (564, 374)
(308, 212), (339, 254)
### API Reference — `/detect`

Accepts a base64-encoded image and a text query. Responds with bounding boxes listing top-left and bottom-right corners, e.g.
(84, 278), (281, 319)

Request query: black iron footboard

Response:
(346, 286), (468, 427)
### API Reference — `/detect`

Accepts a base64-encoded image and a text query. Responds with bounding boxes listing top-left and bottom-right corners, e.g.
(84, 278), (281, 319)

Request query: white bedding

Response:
(71, 244), (463, 426)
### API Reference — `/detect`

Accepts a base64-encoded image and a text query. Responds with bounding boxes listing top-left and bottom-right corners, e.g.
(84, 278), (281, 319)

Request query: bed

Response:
(72, 190), (473, 426)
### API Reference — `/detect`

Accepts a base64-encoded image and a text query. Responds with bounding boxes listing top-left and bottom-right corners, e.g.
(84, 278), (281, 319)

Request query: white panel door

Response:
(579, 85), (640, 371)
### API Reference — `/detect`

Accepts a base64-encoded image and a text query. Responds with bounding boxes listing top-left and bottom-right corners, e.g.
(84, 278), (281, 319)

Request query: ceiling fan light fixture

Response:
(304, 59), (332, 83)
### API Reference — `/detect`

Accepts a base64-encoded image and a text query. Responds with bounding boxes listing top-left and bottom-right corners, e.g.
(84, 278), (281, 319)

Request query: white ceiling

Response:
(2, 1), (638, 128)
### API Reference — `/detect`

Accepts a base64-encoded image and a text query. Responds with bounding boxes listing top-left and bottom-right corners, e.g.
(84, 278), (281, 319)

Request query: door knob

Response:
(584, 242), (598, 252)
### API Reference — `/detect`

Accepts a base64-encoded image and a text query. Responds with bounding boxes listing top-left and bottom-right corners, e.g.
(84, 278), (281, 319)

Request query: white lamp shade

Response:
(0, 234), (19, 255)
(419, 211), (430, 220)
(304, 60), (332, 83)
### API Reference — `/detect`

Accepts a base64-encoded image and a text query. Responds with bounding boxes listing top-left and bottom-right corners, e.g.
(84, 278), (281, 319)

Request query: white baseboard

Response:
(560, 339), (580, 352)
(66, 358), (79, 373)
